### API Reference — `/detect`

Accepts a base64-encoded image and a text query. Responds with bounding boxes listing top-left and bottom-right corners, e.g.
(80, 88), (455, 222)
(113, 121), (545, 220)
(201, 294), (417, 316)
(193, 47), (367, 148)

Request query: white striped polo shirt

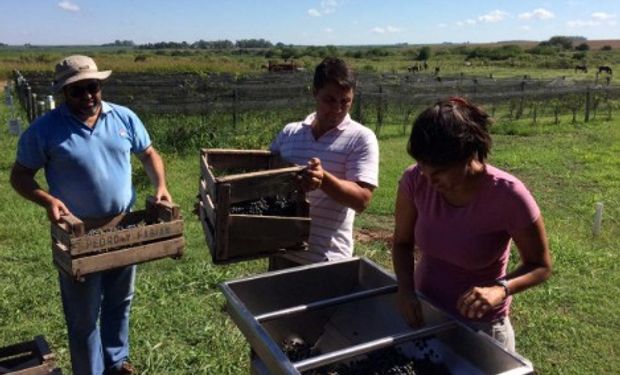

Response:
(270, 112), (379, 262)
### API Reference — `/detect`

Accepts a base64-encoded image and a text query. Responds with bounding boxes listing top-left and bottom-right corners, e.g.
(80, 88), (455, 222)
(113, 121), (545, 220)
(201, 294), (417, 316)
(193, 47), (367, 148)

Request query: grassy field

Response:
(1, 84), (619, 375)
(2, 43), (620, 81)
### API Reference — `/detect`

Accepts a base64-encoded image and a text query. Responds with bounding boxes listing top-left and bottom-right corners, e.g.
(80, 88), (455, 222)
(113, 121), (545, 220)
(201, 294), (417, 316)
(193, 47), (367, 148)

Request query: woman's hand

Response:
(397, 291), (425, 328)
(456, 285), (506, 320)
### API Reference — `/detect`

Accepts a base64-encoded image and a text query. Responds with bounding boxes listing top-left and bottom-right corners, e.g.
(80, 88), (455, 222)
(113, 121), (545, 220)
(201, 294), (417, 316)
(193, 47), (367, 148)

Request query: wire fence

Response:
(12, 70), (620, 139)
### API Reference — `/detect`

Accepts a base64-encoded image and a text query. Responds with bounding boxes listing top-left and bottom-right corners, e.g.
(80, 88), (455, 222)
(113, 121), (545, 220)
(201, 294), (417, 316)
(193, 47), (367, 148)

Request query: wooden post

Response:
(25, 85), (33, 122)
(376, 85), (383, 136)
(46, 95), (55, 111)
(516, 81), (525, 119)
(232, 89), (237, 130)
(584, 87), (591, 123)
(37, 100), (46, 118)
(354, 92), (363, 124)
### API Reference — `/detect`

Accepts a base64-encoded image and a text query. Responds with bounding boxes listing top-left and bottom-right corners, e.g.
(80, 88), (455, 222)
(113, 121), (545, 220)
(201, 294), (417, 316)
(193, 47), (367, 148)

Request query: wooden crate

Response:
(197, 148), (311, 264)
(51, 197), (184, 281)
(0, 336), (61, 375)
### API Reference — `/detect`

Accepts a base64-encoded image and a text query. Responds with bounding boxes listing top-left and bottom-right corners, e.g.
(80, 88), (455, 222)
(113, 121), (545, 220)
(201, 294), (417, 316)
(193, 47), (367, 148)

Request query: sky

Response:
(1, 0), (619, 46)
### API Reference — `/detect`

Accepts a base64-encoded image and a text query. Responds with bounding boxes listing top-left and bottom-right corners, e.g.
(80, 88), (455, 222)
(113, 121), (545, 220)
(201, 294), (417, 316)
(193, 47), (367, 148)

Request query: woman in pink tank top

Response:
(392, 97), (552, 351)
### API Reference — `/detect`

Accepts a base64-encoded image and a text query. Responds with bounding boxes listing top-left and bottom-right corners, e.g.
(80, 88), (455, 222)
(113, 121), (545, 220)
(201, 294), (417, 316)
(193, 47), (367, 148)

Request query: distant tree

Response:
(0, 42), (7, 47)
(601, 45), (612, 51)
(572, 52), (587, 60)
(527, 44), (560, 55)
(416, 46), (431, 61)
(235, 38), (273, 48)
(542, 36), (586, 50)
(575, 42), (590, 51)
(344, 50), (364, 59)
(280, 47), (299, 60)
(192, 39), (234, 49)
(467, 45), (522, 60)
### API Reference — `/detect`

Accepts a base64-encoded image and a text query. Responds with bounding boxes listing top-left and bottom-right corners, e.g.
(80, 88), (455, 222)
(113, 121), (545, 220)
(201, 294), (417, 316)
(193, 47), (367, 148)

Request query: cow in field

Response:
(574, 64), (588, 73)
(598, 65), (613, 75)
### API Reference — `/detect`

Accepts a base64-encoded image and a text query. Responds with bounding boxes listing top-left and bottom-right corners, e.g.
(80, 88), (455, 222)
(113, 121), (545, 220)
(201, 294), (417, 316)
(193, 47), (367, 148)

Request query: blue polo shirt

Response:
(16, 101), (151, 218)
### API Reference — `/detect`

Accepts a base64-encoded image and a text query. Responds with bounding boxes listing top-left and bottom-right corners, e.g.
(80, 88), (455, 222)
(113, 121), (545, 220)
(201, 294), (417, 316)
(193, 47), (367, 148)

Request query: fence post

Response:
(36, 100), (46, 118)
(376, 85), (383, 136)
(354, 92), (363, 124)
(516, 80), (525, 119)
(232, 88), (237, 130)
(584, 87), (591, 123)
(46, 95), (55, 111)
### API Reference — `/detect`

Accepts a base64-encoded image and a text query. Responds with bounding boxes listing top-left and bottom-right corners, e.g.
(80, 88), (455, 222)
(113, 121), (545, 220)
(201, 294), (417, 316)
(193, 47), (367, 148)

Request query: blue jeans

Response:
(58, 265), (136, 375)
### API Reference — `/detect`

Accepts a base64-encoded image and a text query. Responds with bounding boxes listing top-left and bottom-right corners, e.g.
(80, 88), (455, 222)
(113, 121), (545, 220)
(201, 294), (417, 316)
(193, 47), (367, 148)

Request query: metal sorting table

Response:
(220, 257), (534, 375)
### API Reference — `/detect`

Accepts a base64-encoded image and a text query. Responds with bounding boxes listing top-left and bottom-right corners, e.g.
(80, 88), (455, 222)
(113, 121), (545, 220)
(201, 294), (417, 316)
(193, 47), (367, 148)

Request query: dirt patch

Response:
(354, 228), (393, 248)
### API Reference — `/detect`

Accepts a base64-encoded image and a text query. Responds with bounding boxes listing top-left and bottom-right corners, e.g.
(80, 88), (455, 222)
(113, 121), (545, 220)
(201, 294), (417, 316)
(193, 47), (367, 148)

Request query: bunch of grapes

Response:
(302, 339), (451, 375)
(229, 194), (298, 216)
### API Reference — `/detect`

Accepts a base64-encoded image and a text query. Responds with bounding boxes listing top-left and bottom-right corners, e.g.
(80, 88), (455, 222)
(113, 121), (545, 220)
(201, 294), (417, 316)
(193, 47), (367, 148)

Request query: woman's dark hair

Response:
(407, 97), (493, 165)
(313, 57), (356, 91)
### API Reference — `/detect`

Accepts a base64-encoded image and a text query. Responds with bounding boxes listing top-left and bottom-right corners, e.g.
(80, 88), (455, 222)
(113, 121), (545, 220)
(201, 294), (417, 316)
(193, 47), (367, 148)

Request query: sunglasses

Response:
(67, 81), (101, 98)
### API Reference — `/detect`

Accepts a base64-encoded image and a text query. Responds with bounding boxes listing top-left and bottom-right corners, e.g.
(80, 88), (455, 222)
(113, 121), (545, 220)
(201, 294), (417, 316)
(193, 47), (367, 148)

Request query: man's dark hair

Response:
(407, 97), (493, 165)
(313, 57), (356, 91)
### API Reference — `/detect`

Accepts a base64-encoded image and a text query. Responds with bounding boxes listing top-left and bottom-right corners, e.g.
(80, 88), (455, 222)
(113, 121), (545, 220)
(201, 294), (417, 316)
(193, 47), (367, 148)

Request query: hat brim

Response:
(52, 70), (112, 93)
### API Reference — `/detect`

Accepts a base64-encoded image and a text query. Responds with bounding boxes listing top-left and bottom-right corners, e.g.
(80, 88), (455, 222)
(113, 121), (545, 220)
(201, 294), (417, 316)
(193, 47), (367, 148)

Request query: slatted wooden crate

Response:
(51, 197), (184, 281)
(197, 148), (310, 264)
(0, 336), (61, 375)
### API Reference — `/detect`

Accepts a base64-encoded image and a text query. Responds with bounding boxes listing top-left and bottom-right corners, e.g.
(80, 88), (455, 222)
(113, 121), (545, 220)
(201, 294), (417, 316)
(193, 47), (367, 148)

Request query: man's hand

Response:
(456, 285), (506, 320)
(47, 198), (71, 222)
(297, 157), (324, 192)
(154, 187), (172, 203)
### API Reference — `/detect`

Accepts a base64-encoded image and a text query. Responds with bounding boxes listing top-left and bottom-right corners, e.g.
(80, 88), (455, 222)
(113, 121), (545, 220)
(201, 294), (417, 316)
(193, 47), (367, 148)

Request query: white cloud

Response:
(437, 23), (447, 28)
(58, 1), (79, 12)
(521, 25), (531, 30)
(591, 12), (616, 21)
(322, 0), (338, 14)
(566, 11), (618, 27)
(308, 8), (321, 17)
(478, 10), (508, 23)
(370, 25), (401, 34)
(324, 27), (333, 33)
(456, 19), (476, 27)
(518, 8), (554, 20)
(566, 19), (599, 27)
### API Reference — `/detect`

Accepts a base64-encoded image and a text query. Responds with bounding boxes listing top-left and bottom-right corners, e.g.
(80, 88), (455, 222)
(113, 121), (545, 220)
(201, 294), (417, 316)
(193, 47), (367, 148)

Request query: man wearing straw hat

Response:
(10, 55), (172, 375)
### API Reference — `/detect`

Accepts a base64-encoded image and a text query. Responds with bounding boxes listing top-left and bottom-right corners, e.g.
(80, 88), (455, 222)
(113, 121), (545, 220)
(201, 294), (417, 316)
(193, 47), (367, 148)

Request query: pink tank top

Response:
(399, 164), (540, 322)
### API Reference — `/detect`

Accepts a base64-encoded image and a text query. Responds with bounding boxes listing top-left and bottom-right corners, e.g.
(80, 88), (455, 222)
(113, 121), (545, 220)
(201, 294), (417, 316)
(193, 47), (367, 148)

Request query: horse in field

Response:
(407, 65), (420, 73)
(574, 64), (588, 73)
(598, 65), (613, 75)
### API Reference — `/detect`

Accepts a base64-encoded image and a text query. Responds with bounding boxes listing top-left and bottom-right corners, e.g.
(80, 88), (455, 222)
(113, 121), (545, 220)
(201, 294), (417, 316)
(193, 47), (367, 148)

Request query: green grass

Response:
(1, 88), (619, 374)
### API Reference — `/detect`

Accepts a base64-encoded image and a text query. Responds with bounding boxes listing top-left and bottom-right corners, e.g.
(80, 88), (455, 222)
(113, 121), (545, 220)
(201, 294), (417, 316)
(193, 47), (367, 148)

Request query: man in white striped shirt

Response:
(269, 57), (379, 267)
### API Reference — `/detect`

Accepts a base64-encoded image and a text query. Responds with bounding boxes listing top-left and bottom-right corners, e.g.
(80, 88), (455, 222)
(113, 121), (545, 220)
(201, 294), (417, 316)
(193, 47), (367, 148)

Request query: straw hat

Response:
(52, 55), (112, 93)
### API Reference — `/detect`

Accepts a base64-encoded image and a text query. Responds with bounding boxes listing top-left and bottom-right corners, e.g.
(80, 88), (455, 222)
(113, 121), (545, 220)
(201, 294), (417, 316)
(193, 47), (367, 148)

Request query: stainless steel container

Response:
(220, 257), (534, 374)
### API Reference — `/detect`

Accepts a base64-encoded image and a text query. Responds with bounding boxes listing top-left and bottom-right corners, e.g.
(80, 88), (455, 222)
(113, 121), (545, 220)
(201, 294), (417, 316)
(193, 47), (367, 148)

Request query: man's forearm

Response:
(10, 165), (54, 208)
(141, 149), (167, 190)
(320, 171), (373, 212)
